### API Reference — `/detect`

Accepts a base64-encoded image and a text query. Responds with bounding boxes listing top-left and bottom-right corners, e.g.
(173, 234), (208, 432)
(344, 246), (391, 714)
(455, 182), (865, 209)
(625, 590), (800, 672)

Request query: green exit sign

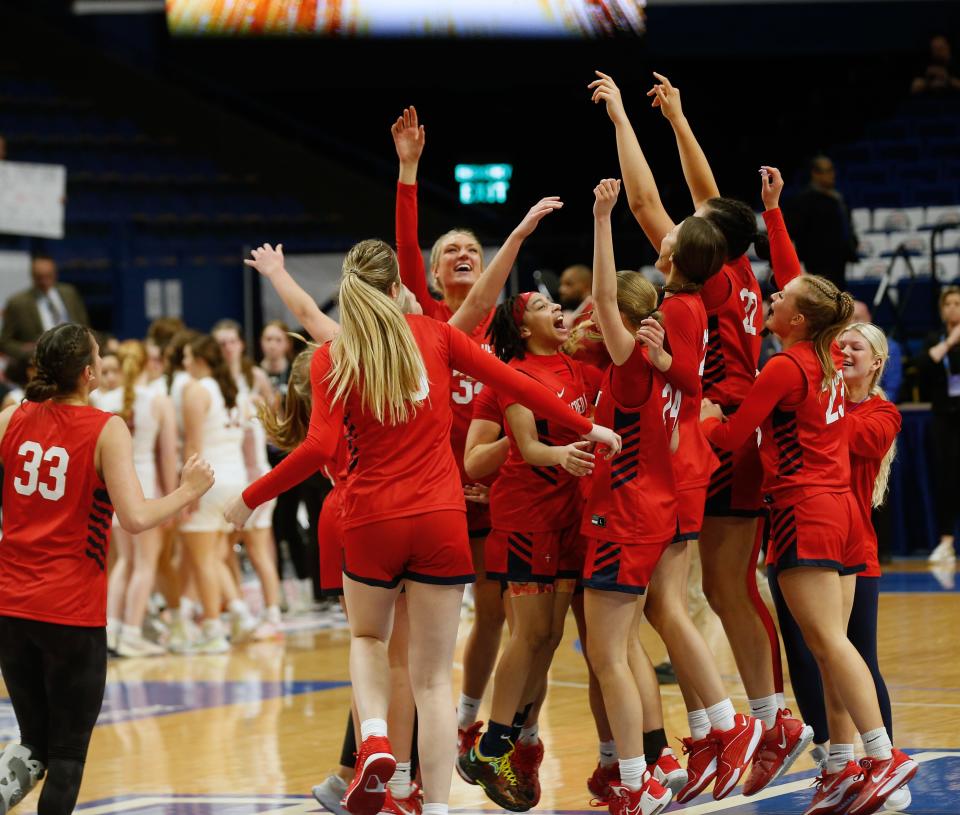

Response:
(455, 163), (513, 205)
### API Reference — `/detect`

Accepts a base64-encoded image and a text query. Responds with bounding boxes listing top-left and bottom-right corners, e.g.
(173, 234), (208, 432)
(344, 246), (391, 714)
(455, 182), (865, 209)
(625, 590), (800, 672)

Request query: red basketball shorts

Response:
(342, 510), (474, 589)
(673, 484), (708, 543)
(318, 485), (345, 596)
(467, 500), (492, 539)
(582, 538), (671, 595)
(486, 524), (586, 585)
(766, 491), (866, 575)
(705, 431), (764, 518)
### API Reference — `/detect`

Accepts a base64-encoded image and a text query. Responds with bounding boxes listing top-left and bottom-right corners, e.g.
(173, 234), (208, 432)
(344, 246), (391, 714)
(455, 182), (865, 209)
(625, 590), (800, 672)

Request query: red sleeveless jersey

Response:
(488, 353), (598, 532)
(847, 397), (901, 577)
(700, 256), (762, 407)
(661, 292), (717, 490)
(582, 342), (677, 545)
(0, 401), (114, 627)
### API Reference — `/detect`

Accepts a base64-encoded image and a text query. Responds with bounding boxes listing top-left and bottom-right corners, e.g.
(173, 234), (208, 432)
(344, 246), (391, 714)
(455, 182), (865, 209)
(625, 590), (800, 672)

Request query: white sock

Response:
(705, 699), (736, 734)
(121, 623), (141, 641)
(179, 597), (195, 620)
(775, 692), (786, 710)
(388, 761), (412, 798)
(202, 618), (224, 637)
(861, 727), (892, 760)
(687, 708), (711, 741)
(619, 756), (646, 791)
(827, 743), (855, 774)
(421, 805), (447, 815)
(599, 740), (618, 767)
(457, 694), (482, 728)
(360, 718), (388, 740)
(749, 694), (780, 729)
(265, 604), (282, 625)
(519, 724), (539, 745)
(228, 598), (251, 618)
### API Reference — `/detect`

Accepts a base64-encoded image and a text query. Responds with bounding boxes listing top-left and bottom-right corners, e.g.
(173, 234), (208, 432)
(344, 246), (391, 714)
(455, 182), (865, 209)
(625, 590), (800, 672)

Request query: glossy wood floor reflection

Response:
(4, 561), (959, 814)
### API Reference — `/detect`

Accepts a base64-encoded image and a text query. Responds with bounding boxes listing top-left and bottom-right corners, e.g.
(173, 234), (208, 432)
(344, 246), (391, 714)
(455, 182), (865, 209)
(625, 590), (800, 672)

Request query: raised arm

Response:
(760, 166), (803, 289)
(589, 71), (675, 249)
(592, 178), (636, 366)
(449, 196), (563, 334)
(100, 417), (214, 534)
(505, 404), (595, 477)
(648, 72), (720, 209)
(245, 243), (339, 344)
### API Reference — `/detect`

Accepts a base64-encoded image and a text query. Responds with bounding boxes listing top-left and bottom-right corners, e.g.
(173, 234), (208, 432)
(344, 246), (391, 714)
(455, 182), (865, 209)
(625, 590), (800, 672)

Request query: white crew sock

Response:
(519, 724), (539, 745)
(457, 694), (482, 729)
(388, 761), (412, 798)
(265, 604), (282, 625)
(422, 805), (447, 815)
(749, 694), (780, 729)
(120, 623), (141, 642)
(360, 718), (388, 741)
(687, 709), (711, 741)
(705, 699), (737, 734)
(827, 743), (855, 774)
(202, 618), (224, 638)
(861, 728), (893, 760)
(599, 740), (618, 767)
(228, 598), (251, 618)
(179, 597), (195, 620)
(775, 692), (786, 710)
(619, 756), (646, 791)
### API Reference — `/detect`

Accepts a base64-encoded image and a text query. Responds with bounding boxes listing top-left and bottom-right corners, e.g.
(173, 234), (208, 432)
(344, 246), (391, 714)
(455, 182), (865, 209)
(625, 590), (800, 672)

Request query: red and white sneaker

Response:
(744, 709), (815, 795)
(646, 747), (688, 798)
(803, 761), (864, 815)
(380, 784), (424, 815)
(511, 739), (545, 807)
(587, 762), (620, 804)
(456, 721), (483, 784)
(711, 713), (764, 800)
(342, 736), (396, 815)
(675, 736), (718, 803)
(847, 750), (918, 815)
(606, 775), (672, 815)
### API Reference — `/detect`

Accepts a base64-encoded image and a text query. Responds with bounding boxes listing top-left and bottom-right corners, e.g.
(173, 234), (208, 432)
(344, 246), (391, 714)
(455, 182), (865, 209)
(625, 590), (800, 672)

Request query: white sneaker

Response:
(251, 620), (281, 641)
(0, 743), (45, 813)
(312, 774), (349, 815)
(190, 620), (230, 655)
(930, 563), (956, 590)
(928, 537), (956, 562)
(230, 613), (259, 644)
(116, 630), (166, 658)
(167, 619), (196, 653)
(883, 783), (911, 812)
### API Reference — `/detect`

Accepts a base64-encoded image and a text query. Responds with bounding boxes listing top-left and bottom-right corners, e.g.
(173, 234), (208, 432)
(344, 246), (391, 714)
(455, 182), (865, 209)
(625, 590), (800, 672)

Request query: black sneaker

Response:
(457, 740), (529, 812)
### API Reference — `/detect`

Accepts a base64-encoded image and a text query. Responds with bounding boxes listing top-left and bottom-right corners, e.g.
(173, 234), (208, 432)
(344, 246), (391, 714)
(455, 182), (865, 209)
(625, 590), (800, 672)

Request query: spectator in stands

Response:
(915, 286), (960, 563)
(853, 300), (903, 400)
(783, 154), (858, 289)
(0, 254), (89, 361)
(558, 263), (593, 326)
(911, 34), (960, 95)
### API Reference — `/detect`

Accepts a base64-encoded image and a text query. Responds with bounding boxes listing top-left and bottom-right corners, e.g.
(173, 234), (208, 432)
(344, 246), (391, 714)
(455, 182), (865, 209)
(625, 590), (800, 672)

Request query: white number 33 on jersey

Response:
(13, 441), (70, 501)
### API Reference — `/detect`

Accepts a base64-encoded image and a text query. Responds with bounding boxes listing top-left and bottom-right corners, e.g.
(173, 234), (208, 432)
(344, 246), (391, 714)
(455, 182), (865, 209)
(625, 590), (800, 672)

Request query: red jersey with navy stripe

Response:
(582, 342), (677, 545)
(660, 291), (717, 490)
(699, 256), (762, 407)
(489, 353), (599, 532)
(0, 401), (114, 627)
(847, 397), (901, 577)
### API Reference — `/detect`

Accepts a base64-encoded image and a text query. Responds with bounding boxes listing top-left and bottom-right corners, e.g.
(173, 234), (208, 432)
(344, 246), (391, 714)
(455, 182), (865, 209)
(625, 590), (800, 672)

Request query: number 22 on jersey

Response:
(13, 441), (69, 501)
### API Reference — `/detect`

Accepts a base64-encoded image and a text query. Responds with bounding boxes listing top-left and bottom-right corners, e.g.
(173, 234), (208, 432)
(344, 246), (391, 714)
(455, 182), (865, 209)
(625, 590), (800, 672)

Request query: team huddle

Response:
(0, 72), (913, 815)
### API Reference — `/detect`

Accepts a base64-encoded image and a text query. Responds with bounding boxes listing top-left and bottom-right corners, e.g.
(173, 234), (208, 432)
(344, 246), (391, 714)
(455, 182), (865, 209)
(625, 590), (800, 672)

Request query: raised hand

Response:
(636, 317), (670, 370)
(391, 106), (425, 166)
(760, 165), (785, 211)
(244, 243), (285, 278)
(583, 424), (622, 459)
(646, 72), (684, 122)
(593, 178), (622, 219)
(514, 196), (563, 239)
(588, 71), (628, 124)
(557, 441), (595, 477)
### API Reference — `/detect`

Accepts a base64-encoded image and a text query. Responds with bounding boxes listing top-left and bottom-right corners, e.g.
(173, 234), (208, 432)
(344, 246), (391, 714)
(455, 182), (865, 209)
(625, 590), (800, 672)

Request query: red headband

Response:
(512, 292), (534, 328)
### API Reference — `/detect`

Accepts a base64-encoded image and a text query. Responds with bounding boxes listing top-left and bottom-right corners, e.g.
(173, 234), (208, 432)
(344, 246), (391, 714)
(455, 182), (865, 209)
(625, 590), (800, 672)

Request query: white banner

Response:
(0, 161), (67, 240)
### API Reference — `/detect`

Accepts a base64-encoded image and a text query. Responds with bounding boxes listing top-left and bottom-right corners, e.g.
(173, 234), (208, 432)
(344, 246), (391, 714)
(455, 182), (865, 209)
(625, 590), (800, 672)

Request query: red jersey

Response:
(0, 401), (114, 627)
(661, 292), (717, 490)
(847, 397), (901, 577)
(243, 316), (592, 530)
(763, 207), (804, 290)
(568, 301), (612, 371)
(699, 255), (762, 407)
(488, 353), (599, 532)
(704, 341), (850, 507)
(396, 181), (495, 482)
(473, 383), (503, 425)
(583, 342), (678, 545)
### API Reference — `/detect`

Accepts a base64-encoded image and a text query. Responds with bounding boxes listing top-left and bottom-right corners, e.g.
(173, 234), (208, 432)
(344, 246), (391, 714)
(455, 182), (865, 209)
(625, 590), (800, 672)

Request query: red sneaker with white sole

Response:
(744, 709), (815, 795)
(606, 775), (672, 815)
(456, 721), (484, 785)
(847, 749), (918, 815)
(342, 735), (396, 815)
(587, 762), (620, 804)
(379, 784), (424, 815)
(803, 761), (864, 815)
(711, 713), (764, 800)
(646, 747), (688, 798)
(674, 736), (718, 803)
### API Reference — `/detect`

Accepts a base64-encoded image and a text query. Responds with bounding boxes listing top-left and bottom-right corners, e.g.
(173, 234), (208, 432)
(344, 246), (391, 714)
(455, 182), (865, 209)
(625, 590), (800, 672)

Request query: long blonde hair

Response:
(327, 239), (427, 425)
(844, 322), (897, 507)
(259, 345), (315, 451)
(117, 339), (147, 428)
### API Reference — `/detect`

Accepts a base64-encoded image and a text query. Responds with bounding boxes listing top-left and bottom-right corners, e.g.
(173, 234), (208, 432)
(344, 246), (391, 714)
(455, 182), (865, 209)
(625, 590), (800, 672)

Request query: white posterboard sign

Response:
(0, 251), (31, 310)
(0, 161), (67, 239)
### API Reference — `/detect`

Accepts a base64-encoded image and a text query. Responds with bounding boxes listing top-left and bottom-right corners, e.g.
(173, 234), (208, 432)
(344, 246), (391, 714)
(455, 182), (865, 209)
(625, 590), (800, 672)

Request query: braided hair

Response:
(25, 324), (96, 402)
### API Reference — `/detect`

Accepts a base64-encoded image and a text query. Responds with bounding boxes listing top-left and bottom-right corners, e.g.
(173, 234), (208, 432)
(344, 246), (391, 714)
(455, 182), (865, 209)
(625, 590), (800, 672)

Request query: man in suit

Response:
(0, 254), (89, 361)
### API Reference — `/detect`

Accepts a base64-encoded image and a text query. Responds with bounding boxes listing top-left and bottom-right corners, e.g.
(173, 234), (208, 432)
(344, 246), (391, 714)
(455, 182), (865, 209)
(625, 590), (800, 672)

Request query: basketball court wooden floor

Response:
(4, 561), (958, 815)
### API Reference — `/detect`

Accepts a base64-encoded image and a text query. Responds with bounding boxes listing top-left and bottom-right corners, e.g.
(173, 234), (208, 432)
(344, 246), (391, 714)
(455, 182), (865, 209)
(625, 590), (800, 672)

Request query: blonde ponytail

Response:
(117, 339), (147, 428)
(794, 275), (855, 390)
(327, 239), (427, 425)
